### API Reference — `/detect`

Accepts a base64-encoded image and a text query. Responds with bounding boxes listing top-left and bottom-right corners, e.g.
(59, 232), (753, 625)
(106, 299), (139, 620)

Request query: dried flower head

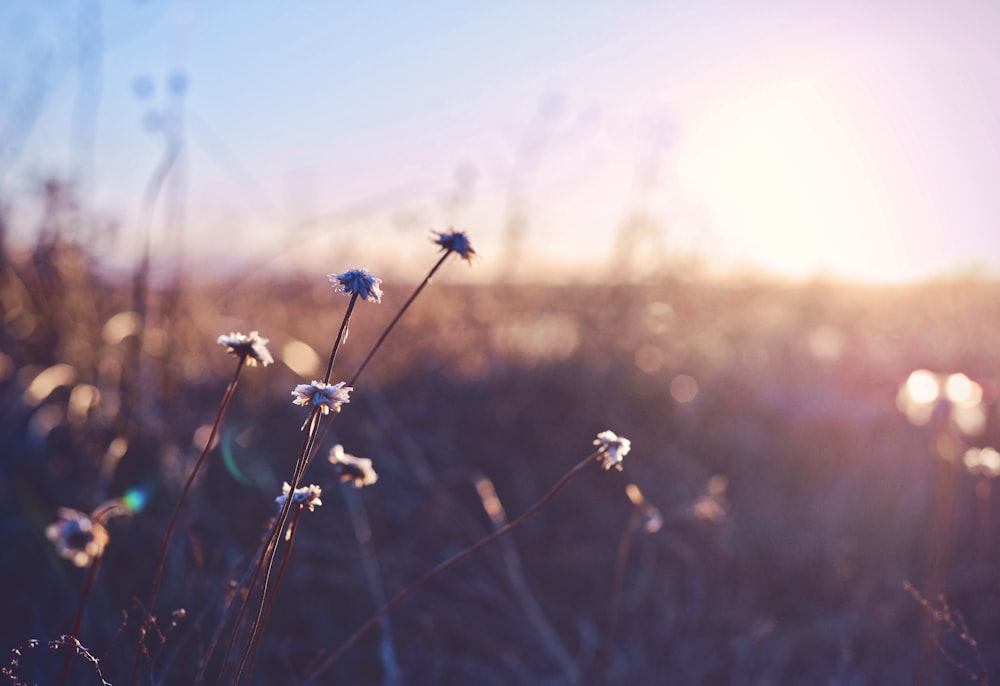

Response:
(432, 228), (477, 263)
(45, 508), (110, 567)
(594, 430), (632, 471)
(329, 268), (383, 304)
(291, 381), (352, 415)
(217, 331), (274, 367)
(275, 482), (324, 512)
(328, 444), (379, 488)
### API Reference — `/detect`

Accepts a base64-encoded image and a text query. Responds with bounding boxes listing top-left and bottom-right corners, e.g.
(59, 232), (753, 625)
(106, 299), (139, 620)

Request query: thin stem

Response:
(324, 293), (358, 384)
(299, 251), (455, 478)
(301, 449), (601, 684)
(58, 555), (102, 686)
(243, 509), (305, 683)
(192, 521), (275, 686)
(596, 507), (641, 685)
(223, 411), (319, 684)
(130, 357), (246, 686)
(343, 486), (401, 686)
(233, 251), (454, 684)
(348, 251), (451, 387)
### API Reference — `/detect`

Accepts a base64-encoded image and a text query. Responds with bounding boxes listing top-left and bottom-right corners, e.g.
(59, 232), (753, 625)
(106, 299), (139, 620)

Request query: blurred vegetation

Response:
(3, 181), (1000, 685)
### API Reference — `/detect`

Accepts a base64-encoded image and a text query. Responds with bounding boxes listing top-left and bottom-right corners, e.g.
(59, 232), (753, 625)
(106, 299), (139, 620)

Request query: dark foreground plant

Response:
(300, 430), (633, 684)
(228, 231), (476, 686)
(129, 331), (272, 686)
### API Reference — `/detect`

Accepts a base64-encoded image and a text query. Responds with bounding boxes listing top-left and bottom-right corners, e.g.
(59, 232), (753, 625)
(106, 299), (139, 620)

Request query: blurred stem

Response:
(130, 357), (246, 686)
(596, 506), (641, 684)
(192, 521), (274, 686)
(58, 554), (102, 686)
(343, 486), (402, 686)
(301, 449), (602, 684)
(472, 474), (580, 684)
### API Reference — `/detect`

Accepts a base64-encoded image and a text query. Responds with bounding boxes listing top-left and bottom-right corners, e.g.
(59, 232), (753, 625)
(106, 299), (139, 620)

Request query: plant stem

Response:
(192, 521), (274, 686)
(223, 410), (319, 685)
(348, 251), (450, 387)
(300, 251), (455, 477)
(300, 449), (601, 684)
(58, 555), (102, 686)
(233, 250), (455, 684)
(130, 357), (246, 686)
(324, 292), (358, 384)
(596, 507), (641, 685)
(243, 509), (304, 683)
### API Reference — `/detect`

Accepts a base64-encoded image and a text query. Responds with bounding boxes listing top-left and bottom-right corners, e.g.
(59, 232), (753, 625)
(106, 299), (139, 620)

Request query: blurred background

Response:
(3, 1), (1000, 684)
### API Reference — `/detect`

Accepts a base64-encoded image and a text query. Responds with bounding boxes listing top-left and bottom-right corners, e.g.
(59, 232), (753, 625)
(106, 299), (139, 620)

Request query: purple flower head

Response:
(329, 268), (383, 304)
(432, 229), (477, 263)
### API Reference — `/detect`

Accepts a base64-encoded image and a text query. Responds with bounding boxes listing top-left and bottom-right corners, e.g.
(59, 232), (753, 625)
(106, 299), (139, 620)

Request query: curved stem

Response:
(130, 357), (245, 686)
(301, 450), (600, 684)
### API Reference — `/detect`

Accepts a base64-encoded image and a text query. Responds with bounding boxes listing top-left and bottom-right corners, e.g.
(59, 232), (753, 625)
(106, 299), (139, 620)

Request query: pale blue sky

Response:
(2, 0), (999, 282)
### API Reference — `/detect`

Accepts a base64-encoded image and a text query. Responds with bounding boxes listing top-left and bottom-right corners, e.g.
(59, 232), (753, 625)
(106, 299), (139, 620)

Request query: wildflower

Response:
(329, 268), (383, 304)
(432, 228), (477, 263)
(291, 381), (352, 415)
(217, 331), (274, 367)
(328, 444), (378, 488)
(275, 482), (324, 512)
(594, 430), (632, 471)
(45, 508), (110, 567)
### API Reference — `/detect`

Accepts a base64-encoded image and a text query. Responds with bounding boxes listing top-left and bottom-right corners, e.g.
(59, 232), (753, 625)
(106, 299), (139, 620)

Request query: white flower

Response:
(328, 444), (378, 488)
(432, 228), (477, 263)
(275, 482), (324, 512)
(217, 331), (274, 367)
(291, 381), (352, 415)
(45, 508), (110, 567)
(329, 268), (383, 304)
(594, 430), (632, 471)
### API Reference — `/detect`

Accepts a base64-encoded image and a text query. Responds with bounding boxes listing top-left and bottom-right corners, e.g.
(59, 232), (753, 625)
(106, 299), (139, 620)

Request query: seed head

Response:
(217, 331), (274, 367)
(329, 268), (383, 304)
(291, 381), (352, 415)
(275, 482), (324, 512)
(45, 508), (110, 567)
(329, 444), (379, 488)
(594, 430), (632, 471)
(432, 228), (477, 263)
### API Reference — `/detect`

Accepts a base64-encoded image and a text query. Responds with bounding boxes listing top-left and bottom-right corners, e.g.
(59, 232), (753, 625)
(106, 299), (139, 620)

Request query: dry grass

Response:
(3, 233), (1000, 684)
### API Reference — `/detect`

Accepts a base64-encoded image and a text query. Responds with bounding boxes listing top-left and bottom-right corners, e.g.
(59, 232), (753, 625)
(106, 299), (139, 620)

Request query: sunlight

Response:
(677, 60), (910, 280)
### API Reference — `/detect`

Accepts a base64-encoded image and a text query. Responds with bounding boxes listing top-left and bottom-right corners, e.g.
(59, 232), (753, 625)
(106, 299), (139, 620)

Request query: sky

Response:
(1, 0), (999, 283)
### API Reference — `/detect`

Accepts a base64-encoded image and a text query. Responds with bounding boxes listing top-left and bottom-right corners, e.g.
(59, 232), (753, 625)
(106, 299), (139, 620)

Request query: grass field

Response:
(3, 233), (1000, 685)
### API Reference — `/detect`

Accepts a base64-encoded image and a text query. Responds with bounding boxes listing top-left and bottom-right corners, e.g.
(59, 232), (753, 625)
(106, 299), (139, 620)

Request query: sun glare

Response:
(677, 58), (912, 281)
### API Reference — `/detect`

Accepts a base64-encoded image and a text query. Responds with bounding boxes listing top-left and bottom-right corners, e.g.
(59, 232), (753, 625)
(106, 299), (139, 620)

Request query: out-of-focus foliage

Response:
(3, 200), (1000, 684)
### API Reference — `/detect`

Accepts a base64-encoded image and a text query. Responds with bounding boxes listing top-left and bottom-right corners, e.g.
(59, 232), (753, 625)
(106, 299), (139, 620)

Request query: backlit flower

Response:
(329, 268), (383, 304)
(217, 331), (274, 367)
(275, 482), (324, 512)
(45, 508), (110, 567)
(594, 430), (631, 471)
(432, 228), (477, 263)
(291, 381), (352, 415)
(328, 444), (378, 488)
